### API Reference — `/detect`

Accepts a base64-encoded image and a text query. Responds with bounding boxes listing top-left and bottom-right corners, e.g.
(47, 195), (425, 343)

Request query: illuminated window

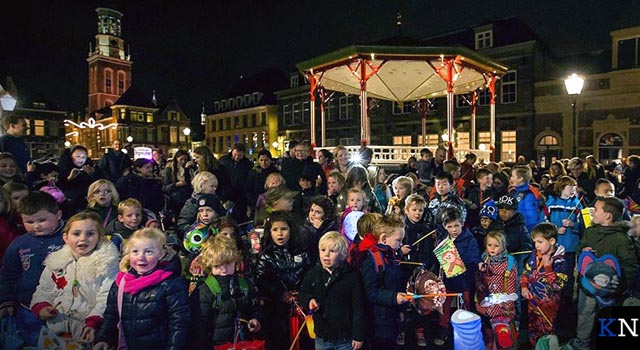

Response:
(34, 120), (45, 136)
(475, 30), (493, 49)
(393, 135), (412, 145)
(423, 134), (440, 148)
(501, 130), (517, 162)
(457, 132), (470, 149)
(146, 114), (153, 123)
(501, 71), (517, 104)
(538, 135), (559, 146)
(170, 126), (178, 144)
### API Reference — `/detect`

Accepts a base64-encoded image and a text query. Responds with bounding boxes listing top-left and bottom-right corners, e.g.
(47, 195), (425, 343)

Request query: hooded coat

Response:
(30, 241), (120, 338)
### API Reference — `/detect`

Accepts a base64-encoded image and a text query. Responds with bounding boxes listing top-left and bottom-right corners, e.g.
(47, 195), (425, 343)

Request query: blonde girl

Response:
(176, 171), (219, 237)
(475, 231), (517, 350)
(31, 211), (119, 344)
(86, 179), (120, 228)
(94, 228), (189, 350)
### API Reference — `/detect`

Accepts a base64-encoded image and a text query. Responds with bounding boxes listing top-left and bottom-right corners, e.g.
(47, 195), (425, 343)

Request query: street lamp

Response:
(564, 73), (584, 157)
(183, 127), (191, 150)
(126, 135), (133, 143)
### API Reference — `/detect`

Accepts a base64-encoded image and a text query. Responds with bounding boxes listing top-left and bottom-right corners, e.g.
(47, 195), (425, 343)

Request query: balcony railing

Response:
(314, 145), (492, 166)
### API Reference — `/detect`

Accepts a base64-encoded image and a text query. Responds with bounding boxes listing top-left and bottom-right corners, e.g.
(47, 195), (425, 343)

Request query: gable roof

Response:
(113, 85), (155, 108)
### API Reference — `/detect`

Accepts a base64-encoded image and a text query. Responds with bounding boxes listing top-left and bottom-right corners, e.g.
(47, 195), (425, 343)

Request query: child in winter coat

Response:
(0, 191), (65, 346)
(545, 175), (582, 304)
(302, 195), (339, 265)
(104, 198), (144, 250)
(94, 228), (190, 350)
(300, 231), (366, 350)
(434, 208), (481, 346)
(475, 231), (517, 350)
(31, 211), (119, 345)
(254, 212), (311, 350)
(520, 222), (568, 345)
(357, 215), (410, 350)
(188, 234), (261, 349)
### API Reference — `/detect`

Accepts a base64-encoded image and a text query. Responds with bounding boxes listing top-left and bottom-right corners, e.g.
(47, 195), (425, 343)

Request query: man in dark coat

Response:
(98, 140), (131, 183)
(280, 141), (327, 195)
(0, 115), (30, 173)
(219, 143), (253, 222)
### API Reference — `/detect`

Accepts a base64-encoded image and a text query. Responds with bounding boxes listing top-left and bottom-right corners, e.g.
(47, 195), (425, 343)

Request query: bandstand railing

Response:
(314, 145), (492, 166)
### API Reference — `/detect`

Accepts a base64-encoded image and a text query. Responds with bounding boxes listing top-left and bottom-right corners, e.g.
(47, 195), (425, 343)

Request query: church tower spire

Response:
(87, 6), (132, 113)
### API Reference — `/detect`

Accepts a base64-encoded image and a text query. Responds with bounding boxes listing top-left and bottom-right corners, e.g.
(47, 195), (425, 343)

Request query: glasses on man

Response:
(92, 189), (112, 195)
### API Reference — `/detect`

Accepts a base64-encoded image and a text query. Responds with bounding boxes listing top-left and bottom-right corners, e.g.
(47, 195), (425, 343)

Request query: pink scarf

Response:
(115, 269), (174, 295)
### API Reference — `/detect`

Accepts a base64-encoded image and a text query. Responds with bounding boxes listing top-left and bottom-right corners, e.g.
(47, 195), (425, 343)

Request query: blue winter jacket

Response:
(510, 183), (543, 232)
(360, 244), (403, 340)
(0, 222), (64, 308)
(546, 195), (582, 253)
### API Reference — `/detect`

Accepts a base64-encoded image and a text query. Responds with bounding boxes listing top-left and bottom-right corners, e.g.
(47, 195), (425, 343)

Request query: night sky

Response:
(1, 0), (639, 124)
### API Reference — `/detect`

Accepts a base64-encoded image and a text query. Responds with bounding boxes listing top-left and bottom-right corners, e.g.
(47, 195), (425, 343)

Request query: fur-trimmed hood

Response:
(44, 240), (120, 279)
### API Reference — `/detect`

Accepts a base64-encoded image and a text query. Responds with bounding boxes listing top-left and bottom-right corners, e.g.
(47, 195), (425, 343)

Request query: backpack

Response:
(204, 275), (250, 309)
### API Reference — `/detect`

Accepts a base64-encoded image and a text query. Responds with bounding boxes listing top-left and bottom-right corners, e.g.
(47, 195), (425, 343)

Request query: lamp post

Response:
(564, 73), (584, 157)
(183, 127), (191, 150)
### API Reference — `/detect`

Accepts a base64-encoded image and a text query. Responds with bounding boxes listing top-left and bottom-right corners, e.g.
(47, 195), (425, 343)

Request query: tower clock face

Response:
(110, 39), (117, 46)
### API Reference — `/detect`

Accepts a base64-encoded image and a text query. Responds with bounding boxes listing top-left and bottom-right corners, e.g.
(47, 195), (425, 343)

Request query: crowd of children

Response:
(1, 145), (640, 350)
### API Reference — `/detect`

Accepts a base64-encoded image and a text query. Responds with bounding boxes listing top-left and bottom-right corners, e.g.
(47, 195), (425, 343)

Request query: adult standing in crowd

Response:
(163, 149), (192, 221)
(568, 157), (596, 203)
(245, 149), (278, 215)
(622, 155), (640, 200)
(219, 143), (253, 222)
(281, 141), (327, 195)
(317, 149), (335, 178)
(98, 139), (131, 183)
(0, 115), (29, 174)
(333, 145), (351, 178)
(190, 145), (229, 200)
(58, 145), (103, 217)
(151, 148), (166, 178)
(116, 158), (164, 215)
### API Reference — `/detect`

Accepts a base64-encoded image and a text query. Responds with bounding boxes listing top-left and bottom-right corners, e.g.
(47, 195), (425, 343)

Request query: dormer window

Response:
(618, 36), (640, 69)
(252, 92), (263, 105)
(290, 75), (299, 88)
(475, 30), (493, 50)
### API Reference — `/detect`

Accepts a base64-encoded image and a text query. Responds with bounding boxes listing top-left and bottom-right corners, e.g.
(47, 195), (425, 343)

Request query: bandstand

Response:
(296, 45), (508, 163)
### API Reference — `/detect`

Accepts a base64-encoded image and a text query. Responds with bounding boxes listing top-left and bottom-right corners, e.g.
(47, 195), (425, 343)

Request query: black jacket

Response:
(500, 212), (533, 254)
(403, 216), (436, 270)
(299, 263), (366, 342)
(255, 244), (311, 300)
(58, 150), (103, 217)
(98, 149), (132, 183)
(188, 275), (261, 349)
(245, 165), (279, 211)
(280, 156), (328, 195)
(116, 172), (164, 214)
(302, 218), (340, 265)
(96, 269), (190, 350)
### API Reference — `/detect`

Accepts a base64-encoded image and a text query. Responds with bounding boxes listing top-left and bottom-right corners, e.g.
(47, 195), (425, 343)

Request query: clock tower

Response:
(87, 7), (132, 113)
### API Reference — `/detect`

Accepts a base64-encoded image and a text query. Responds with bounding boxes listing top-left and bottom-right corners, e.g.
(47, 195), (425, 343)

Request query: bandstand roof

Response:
(296, 45), (509, 102)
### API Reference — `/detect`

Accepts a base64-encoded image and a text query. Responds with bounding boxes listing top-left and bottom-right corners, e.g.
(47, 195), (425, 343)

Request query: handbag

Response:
(0, 317), (24, 350)
(117, 277), (127, 350)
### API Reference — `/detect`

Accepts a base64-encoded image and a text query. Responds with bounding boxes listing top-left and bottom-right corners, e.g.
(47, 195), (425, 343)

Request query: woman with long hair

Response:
(191, 146), (230, 199)
(332, 145), (351, 178)
(163, 149), (193, 220)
